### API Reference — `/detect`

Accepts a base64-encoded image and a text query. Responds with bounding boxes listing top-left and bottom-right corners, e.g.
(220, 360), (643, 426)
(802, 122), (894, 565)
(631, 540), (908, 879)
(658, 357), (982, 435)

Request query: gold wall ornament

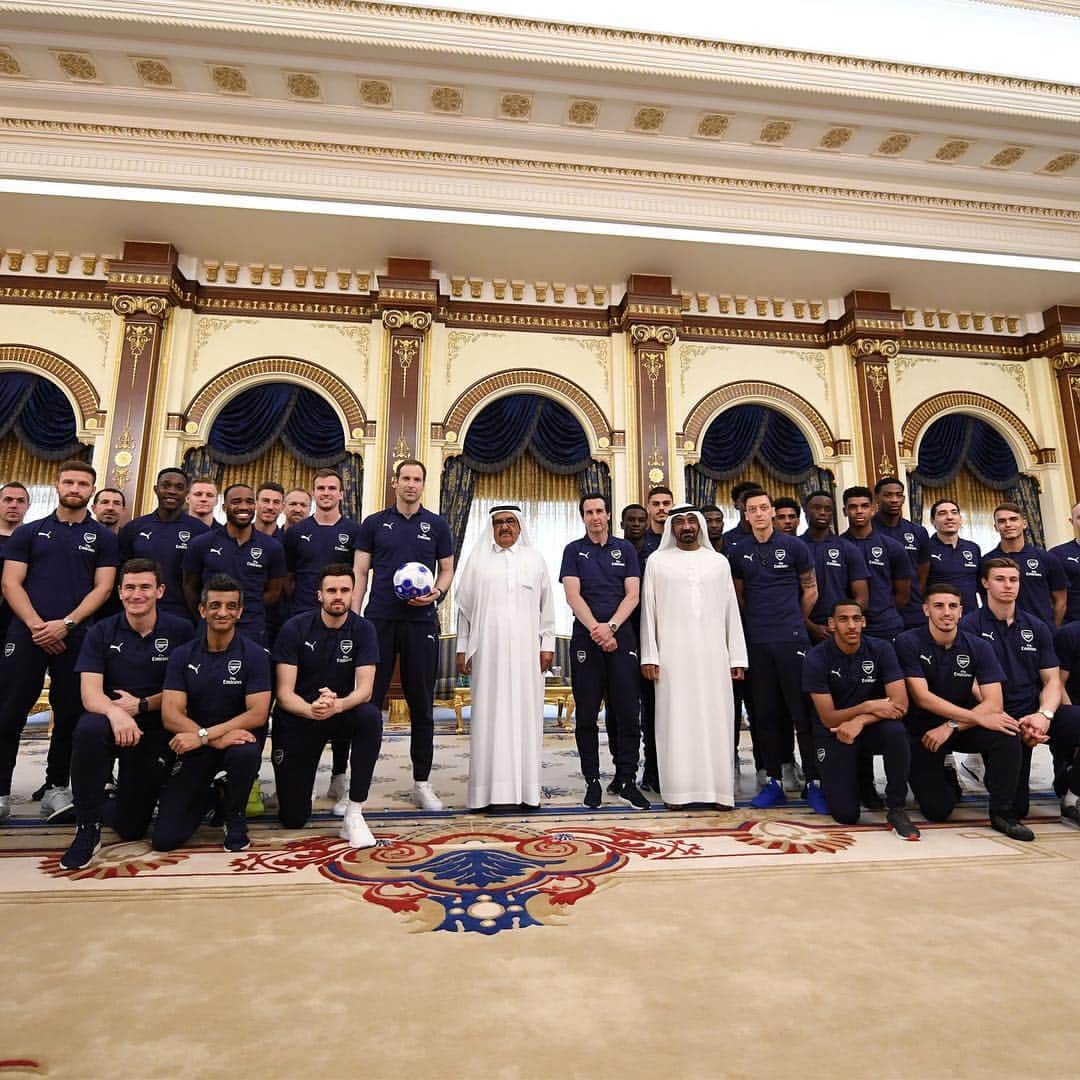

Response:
(445, 330), (487, 384)
(934, 139), (971, 162)
(629, 324), (677, 346)
(899, 391), (1040, 458)
(0, 49), (21, 76)
(849, 338), (900, 360)
(554, 335), (610, 389)
(431, 85), (463, 112)
(567, 100), (598, 126)
(978, 361), (1029, 407)
(382, 310), (432, 331)
(124, 324), (155, 386)
(1053, 353), (1080, 371)
(392, 337), (419, 396)
(987, 146), (1026, 168)
(1043, 153), (1079, 175)
(393, 433), (412, 463)
(210, 65), (247, 94)
(500, 93), (532, 120)
(358, 79), (392, 106)
(640, 350), (665, 410)
(55, 52), (97, 81)
(696, 114), (729, 138)
(878, 438), (895, 478)
(133, 58), (173, 87)
(759, 120), (793, 143)
(647, 446), (665, 485)
(876, 133), (913, 155)
(111, 294), (170, 318)
(286, 72), (321, 100)
(820, 127), (853, 149)
(864, 363), (889, 417)
(633, 106), (666, 132)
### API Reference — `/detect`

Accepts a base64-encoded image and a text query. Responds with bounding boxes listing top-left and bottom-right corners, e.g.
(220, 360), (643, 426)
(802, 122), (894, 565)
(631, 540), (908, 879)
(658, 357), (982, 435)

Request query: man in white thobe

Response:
(640, 506), (748, 808)
(456, 505), (555, 810)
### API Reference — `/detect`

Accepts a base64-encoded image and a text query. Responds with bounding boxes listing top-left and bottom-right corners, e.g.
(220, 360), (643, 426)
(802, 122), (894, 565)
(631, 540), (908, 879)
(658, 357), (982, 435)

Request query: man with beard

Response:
(183, 483), (286, 646)
(59, 559), (195, 869)
(255, 482), (285, 538)
(119, 468), (208, 621)
(272, 564), (381, 846)
(0, 460), (119, 821)
(640, 507), (746, 808)
(91, 488), (125, 533)
(284, 488), (312, 528)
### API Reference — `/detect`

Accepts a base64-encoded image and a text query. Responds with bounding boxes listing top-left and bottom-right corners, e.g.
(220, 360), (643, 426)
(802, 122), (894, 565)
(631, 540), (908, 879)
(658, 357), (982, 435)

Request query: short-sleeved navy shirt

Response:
(163, 632), (271, 726)
(894, 625), (1006, 731)
(802, 634), (904, 710)
(559, 534), (640, 626)
(2, 512), (120, 621)
(926, 534), (982, 616)
(182, 528), (286, 638)
(1054, 621), (1080, 702)
(638, 529), (662, 570)
(273, 609), (379, 702)
(960, 606), (1056, 718)
(722, 523), (752, 556)
(356, 505), (453, 622)
(76, 611), (195, 711)
(873, 515), (931, 628)
(119, 511), (209, 620)
(841, 531), (910, 639)
(1049, 539), (1080, 623)
(0, 532), (12, 640)
(729, 529), (812, 645)
(800, 532), (869, 626)
(980, 543), (1066, 627)
(284, 515), (363, 616)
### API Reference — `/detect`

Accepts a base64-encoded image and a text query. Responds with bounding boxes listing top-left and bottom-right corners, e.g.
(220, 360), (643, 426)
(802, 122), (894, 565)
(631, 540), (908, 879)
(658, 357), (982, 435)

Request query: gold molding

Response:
(629, 324), (678, 346)
(111, 293), (171, 318)
(849, 337), (900, 360)
(899, 391), (1040, 457)
(0, 343), (104, 427)
(382, 309), (433, 331)
(4, 118), (1080, 224)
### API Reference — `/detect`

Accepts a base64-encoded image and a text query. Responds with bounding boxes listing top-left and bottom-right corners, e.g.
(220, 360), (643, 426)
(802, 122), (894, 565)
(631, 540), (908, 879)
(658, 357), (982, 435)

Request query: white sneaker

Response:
(413, 781), (443, 811)
(339, 802), (377, 848)
(326, 772), (348, 803)
(332, 793), (349, 817)
(0, 795), (9, 823)
(41, 785), (74, 821)
(782, 763), (800, 792)
(958, 754), (986, 791)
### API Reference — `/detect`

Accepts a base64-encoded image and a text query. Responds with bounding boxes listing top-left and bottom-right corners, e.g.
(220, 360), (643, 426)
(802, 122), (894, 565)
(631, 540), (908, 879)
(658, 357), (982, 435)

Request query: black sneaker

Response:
(639, 774), (661, 795)
(619, 782), (651, 810)
(224, 815), (251, 852)
(989, 812), (1034, 842)
(861, 787), (886, 811)
(583, 780), (602, 809)
(59, 823), (101, 870)
(605, 778), (622, 795)
(1061, 801), (1080, 828)
(886, 808), (921, 841)
(207, 776), (227, 827)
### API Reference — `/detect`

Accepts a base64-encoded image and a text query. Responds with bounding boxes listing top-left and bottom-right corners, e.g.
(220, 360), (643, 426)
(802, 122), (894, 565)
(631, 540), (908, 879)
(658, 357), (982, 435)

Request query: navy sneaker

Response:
(750, 778), (786, 810)
(59, 823), (101, 870)
(583, 780), (602, 809)
(223, 815), (251, 852)
(805, 781), (830, 816)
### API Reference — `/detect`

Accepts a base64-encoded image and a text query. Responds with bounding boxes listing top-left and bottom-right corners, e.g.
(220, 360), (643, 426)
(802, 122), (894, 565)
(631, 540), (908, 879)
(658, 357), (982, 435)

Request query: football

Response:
(393, 561), (436, 600)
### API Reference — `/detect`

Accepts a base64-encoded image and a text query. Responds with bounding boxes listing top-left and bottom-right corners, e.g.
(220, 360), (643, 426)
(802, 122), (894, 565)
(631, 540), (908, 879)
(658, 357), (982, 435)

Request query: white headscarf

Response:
(657, 505), (711, 553)
(454, 505), (533, 617)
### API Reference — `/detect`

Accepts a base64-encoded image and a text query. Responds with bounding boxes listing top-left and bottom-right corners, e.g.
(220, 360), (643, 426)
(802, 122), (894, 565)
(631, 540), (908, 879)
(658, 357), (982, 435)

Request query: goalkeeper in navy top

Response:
(872, 477), (930, 630)
(962, 557), (1079, 824)
(894, 582), (1032, 841)
(0, 460), (119, 823)
(560, 491), (647, 810)
(353, 459), (453, 811)
(272, 564), (381, 847)
(802, 599), (919, 839)
(729, 490), (822, 812)
(153, 574), (272, 853)
(182, 483), (286, 645)
(118, 468), (208, 621)
(982, 502), (1066, 627)
(59, 559), (195, 870)
(926, 499), (981, 615)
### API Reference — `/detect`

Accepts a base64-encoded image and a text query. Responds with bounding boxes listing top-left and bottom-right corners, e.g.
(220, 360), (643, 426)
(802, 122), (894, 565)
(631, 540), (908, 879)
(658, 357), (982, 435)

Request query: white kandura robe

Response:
(639, 544), (748, 805)
(456, 541), (555, 808)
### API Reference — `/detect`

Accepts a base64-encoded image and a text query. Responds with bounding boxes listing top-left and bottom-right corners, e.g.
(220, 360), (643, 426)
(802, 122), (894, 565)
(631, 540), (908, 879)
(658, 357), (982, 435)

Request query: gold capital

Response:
(849, 337), (899, 361)
(382, 310), (432, 331)
(111, 293), (171, 318)
(629, 324), (677, 346)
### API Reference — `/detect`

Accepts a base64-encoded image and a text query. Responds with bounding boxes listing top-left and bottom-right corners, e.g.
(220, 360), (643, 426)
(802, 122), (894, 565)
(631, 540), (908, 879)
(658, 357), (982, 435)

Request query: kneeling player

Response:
(802, 600), (919, 839)
(272, 564), (381, 848)
(894, 582), (1031, 841)
(152, 574), (271, 852)
(60, 559), (195, 870)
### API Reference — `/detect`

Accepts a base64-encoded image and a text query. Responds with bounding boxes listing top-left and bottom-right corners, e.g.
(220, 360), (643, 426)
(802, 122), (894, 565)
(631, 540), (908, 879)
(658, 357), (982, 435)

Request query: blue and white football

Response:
(393, 561), (435, 600)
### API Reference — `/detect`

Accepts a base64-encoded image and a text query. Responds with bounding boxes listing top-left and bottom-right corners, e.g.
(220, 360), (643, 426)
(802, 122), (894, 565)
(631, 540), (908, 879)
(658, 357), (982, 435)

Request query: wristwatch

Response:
(608, 620), (619, 633)
(63, 616), (77, 632)
(946, 720), (960, 731)
(1040, 708), (1054, 721)
(197, 727), (209, 745)
(138, 698), (149, 716)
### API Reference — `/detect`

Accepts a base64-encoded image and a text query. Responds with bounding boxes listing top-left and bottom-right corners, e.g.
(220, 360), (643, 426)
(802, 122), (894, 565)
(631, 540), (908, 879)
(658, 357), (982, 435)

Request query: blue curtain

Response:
(689, 404), (830, 506)
(0, 371), (86, 460)
(462, 393), (593, 474)
(908, 413), (1043, 545)
(281, 388), (349, 466)
(439, 454), (477, 564)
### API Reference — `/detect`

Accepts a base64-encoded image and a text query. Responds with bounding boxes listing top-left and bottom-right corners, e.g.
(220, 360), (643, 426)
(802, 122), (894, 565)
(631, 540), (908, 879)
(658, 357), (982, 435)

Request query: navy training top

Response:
(559, 533), (640, 626)
(926, 534), (982, 616)
(980, 543), (1066, 627)
(119, 511), (209, 620)
(163, 632), (272, 726)
(841, 530), (910, 639)
(273, 608), (379, 703)
(801, 634), (904, 711)
(800, 532), (869, 627)
(284, 515), (363, 616)
(872, 514), (930, 628)
(728, 529), (812, 645)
